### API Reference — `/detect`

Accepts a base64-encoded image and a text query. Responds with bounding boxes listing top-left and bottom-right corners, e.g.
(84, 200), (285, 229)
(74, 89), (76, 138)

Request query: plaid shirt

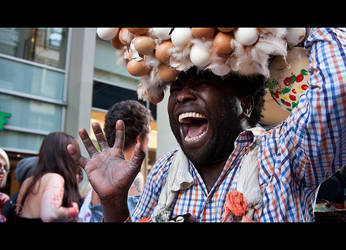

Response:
(131, 28), (346, 222)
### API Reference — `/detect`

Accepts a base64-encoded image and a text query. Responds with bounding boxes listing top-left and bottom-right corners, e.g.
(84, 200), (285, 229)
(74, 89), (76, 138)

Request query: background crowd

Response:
(0, 100), (153, 222)
(1, 98), (345, 222)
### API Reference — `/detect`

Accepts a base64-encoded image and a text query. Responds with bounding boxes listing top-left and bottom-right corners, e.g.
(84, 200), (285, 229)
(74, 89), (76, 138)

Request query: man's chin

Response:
(179, 145), (210, 166)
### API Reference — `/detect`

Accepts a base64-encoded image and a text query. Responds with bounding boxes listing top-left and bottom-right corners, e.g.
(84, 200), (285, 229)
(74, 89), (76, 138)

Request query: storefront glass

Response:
(0, 130), (44, 154)
(0, 28), (68, 156)
(0, 57), (65, 101)
(0, 94), (62, 133)
(0, 28), (68, 69)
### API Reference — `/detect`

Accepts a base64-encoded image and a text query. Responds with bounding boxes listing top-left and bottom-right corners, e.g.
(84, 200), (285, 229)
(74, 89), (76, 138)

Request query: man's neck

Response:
(195, 159), (228, 193)
(124, 145), (135, 161)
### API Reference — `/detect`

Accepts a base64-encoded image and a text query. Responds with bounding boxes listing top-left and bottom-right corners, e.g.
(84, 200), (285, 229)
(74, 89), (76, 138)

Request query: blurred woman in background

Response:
(15, 132), (82, 222)
(0, 148), (10, 222)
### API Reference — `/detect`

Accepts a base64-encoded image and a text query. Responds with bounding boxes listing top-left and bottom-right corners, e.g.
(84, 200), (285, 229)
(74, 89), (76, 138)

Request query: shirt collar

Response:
(235, 125), (266, 146)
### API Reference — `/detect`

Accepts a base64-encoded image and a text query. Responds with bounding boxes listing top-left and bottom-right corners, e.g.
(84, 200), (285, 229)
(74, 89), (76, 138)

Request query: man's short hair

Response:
(104, 100), (153, 149)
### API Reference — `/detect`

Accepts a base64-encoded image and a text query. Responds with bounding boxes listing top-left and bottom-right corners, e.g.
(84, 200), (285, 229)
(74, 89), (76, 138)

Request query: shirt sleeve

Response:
(88, 203), (103, 222)
(284, 28), (346, 189)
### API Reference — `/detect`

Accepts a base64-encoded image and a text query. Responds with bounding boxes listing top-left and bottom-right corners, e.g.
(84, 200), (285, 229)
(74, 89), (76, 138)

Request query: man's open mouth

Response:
(178, 112), (209, 144)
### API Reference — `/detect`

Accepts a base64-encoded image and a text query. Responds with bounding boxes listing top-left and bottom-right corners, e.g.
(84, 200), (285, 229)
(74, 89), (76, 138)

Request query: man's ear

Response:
(136, 133), (149, 153)
(136, 134), (142, 144)
(240, 96), (254, 118)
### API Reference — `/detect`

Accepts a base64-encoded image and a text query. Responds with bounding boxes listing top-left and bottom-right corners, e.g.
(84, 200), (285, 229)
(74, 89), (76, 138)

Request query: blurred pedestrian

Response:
(15, 156), (38, 185)
(2, 156), (38, 222)
(14, 132), (82, 222)
(0, 148), (10, 222)
(78, 100), (152, 222)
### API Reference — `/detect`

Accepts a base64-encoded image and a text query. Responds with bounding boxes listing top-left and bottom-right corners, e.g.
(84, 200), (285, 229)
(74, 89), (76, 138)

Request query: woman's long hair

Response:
(19, 132), (80, 212)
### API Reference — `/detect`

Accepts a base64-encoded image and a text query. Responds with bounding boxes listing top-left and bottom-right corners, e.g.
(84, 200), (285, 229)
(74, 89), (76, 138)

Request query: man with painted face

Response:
(68, 28), (346, 222)
(167, 68), (265, 194)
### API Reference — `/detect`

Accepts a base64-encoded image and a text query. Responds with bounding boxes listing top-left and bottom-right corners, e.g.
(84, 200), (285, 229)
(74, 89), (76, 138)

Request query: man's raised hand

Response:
(67, 120), (146, 221)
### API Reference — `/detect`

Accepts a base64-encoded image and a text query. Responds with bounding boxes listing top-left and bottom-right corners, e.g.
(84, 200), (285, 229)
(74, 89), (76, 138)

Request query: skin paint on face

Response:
(0, 157), (9, 188)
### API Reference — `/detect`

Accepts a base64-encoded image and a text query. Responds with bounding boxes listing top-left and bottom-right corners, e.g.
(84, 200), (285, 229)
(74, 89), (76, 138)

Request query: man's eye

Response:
(193, 81), (210, 89)
(170, 85), (181, 93)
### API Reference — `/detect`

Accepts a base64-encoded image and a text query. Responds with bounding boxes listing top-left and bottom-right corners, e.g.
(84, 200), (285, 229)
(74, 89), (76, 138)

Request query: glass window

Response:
(0, 94), (62, 132)
(0, 130), (44, 153)
(0, 28), (68, 69)
(92, 81), (139, 110)
(0, 57), (65, 101)
(94, 36), (137, 79)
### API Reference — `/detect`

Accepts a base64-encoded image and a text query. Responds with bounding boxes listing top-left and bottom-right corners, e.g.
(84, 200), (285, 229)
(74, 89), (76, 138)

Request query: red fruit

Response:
(301, 84), (309, 90)
(283, 77), (291, 86)
(289, 94), (297, 101)
(296, 74), (304, 82)
(275, 91), (280, 99)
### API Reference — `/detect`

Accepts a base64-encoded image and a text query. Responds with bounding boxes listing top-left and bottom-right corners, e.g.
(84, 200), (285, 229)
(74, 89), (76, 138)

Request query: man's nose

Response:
(176, 88), (196, 103)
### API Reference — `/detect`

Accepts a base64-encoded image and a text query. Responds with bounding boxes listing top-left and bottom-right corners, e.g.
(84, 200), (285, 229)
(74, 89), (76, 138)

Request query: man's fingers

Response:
(67, 143), (79, 162)
(67, 144), (88, 169)
(112, 120), (125, 157)
(129, 141), (146, 170)
(78, 128), (98, 157)
(92, 122), (110, 152)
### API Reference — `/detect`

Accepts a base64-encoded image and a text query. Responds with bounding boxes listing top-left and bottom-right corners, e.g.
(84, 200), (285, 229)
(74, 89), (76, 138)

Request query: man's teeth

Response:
(178, 112), (206, 123)
(185, 130), (207, 142)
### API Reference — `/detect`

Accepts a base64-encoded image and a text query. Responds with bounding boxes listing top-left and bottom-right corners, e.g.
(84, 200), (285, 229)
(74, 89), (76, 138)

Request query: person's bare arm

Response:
(128, 173), (144, 196)
(40, 174), (79, 222)
(67, 120), (145, 222)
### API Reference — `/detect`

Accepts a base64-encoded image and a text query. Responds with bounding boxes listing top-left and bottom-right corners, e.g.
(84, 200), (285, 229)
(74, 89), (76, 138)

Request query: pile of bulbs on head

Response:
(97, 27), (307, 104)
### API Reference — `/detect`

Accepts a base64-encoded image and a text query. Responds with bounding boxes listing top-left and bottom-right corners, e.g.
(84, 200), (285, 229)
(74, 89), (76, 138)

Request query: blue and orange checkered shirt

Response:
(131, 28), (346, 222)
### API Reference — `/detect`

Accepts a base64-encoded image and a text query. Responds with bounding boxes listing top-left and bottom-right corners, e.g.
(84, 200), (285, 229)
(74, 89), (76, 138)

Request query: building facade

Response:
(0, 28), (177, 196)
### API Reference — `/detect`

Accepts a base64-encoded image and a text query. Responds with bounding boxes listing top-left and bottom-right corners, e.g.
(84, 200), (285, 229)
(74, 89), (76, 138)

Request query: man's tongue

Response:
(187, 122), (208, 138)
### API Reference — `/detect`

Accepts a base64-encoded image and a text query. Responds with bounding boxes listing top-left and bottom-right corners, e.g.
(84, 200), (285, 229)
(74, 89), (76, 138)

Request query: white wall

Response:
(156, 89), (178, 160)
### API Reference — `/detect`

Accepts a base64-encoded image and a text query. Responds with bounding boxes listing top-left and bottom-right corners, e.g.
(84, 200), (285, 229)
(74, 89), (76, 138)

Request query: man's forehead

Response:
(175, 67), (221, 84)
